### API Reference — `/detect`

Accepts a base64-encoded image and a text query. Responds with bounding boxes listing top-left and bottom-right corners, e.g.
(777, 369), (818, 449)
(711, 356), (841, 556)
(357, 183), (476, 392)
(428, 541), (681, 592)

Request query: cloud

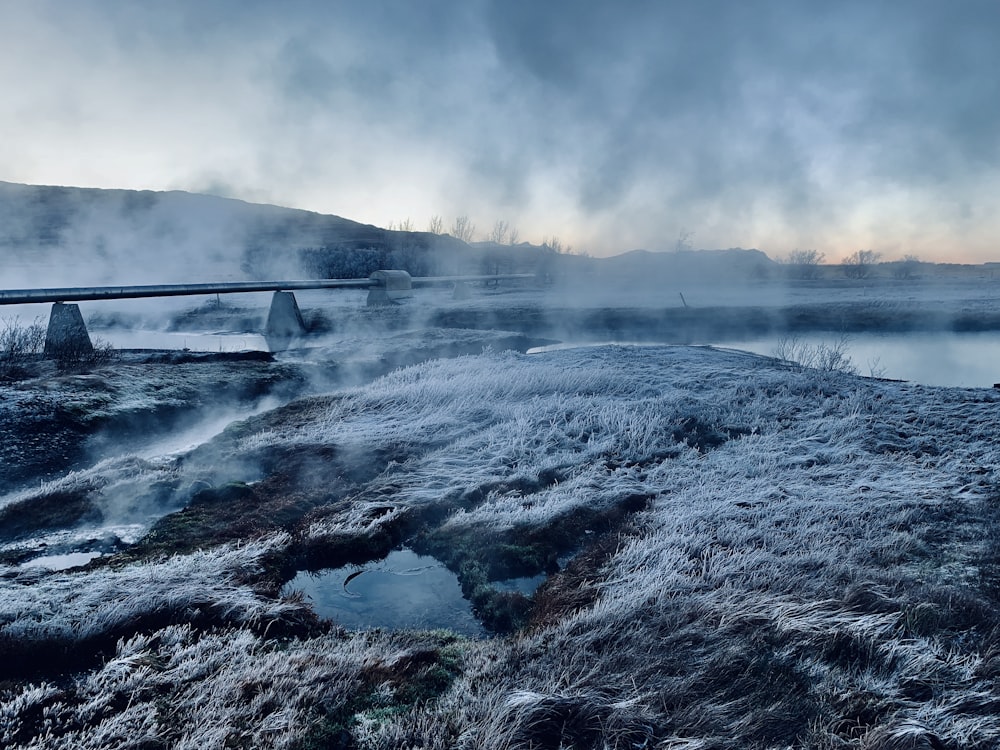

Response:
(1, 0), (999, 260)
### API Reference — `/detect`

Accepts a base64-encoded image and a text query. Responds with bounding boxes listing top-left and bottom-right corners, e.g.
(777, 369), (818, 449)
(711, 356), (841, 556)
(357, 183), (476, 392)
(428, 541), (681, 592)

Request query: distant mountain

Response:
(0, 181), (472, 287)
(0, 181), (774, 290)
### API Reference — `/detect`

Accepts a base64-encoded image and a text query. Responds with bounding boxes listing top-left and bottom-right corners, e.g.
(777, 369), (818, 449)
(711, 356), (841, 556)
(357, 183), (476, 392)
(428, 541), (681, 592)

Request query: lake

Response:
(713, 332), (1000, 388)
(531, 332), (1000, 388)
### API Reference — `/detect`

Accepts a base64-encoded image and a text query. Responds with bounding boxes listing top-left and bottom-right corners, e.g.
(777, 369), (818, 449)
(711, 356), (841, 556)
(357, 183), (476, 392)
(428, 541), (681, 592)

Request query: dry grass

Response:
(3, 345), (1000, 748)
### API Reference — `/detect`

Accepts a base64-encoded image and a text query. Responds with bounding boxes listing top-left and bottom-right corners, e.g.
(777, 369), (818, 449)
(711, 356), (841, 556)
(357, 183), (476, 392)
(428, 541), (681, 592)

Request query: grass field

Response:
(2, 343), (1000, 748)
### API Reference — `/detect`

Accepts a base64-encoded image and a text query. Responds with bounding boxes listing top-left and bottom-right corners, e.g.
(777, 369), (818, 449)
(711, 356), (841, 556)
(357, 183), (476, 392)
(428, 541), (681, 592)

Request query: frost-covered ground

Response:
(0, 351), (303, 497)
(3, 344), (1000, 748)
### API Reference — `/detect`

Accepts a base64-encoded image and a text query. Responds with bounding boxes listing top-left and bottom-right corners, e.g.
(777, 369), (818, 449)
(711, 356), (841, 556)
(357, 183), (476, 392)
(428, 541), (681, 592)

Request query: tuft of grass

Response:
(773, 333), (858, 374)
(0, 316), (44, 380)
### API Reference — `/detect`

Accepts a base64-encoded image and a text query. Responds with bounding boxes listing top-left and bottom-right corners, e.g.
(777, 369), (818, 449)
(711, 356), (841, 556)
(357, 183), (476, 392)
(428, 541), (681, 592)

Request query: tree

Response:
(842, 249), (881, 279)
(428, 215), (443, 234)
(508, 226), (520, 245)
(542, 236), (571, 255)
(489, 220), (509, 245)
(674, 229), (694, 253)
(451, 215), (475, 243)
(784, 249), (826, 280)
(890, 254), (921, 280)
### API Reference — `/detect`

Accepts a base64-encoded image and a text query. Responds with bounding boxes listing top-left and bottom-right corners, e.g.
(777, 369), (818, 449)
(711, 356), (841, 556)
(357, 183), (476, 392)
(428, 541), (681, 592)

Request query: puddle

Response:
(282, 549), (485, 636)
(20, 551), (104, 571)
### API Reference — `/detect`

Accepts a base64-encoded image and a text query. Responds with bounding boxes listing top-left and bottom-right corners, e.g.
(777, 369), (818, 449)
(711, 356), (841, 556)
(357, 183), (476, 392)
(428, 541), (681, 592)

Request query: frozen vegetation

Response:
(3, 344), (1000, 748)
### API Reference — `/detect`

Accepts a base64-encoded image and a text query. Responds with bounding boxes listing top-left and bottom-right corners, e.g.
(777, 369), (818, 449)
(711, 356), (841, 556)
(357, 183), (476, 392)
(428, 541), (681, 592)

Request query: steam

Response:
(2, 2), (999, 259)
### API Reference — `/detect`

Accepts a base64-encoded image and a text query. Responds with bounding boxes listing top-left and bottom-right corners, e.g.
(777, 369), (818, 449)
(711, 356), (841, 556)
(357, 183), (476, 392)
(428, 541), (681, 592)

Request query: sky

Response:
(1, 0), (999, 262)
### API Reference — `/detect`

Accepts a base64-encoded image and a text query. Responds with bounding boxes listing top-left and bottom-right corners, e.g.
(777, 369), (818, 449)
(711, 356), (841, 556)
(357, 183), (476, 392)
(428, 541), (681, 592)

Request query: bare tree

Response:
(397, 217), (414, 232)
(489, 220), (509, 245)
(784, 249), (826, 280)
(508, 226), (520, 245)
(674, 229), (695, 253)
(451, 215), (475, 243)
(542, 236), (572, 255)
(890, 253), (921, 280)
(428, 215), (443, 234)
(842, 249), (881, 279)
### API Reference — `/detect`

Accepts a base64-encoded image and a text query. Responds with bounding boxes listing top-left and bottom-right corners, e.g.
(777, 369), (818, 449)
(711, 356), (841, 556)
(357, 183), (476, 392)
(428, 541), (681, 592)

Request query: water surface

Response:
(100, 329), (268, 352)
(531, 334), (1000, 388)
(20, 551), (104, 571)
(283, 549), (484, 635)
(715, 332), (1000, 388)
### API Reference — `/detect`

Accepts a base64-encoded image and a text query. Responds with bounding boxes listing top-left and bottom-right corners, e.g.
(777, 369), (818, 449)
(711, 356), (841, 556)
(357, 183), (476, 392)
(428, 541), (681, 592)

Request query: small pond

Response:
(283, 549), (486, 636)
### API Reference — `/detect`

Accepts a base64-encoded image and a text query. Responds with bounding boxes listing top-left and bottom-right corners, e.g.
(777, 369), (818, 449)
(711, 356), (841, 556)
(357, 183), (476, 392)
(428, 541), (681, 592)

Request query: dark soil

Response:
(0, 352), (308, 495)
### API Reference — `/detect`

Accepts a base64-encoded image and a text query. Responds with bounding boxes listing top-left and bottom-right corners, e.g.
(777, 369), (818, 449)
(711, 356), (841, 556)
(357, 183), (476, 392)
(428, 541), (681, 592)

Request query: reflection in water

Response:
(531, 334), (1000, 388)
(715, 332), (1000, 388)
(282, 549), (485, 636)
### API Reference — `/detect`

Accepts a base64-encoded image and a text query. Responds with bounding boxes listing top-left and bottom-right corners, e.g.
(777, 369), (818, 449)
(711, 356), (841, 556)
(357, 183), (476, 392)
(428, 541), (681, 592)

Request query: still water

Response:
(714, 332), (1000, 388)
(98, 329), (268, 352)
(283, 549), (485, 635)
(19, 551), (105, 571)
(68, 322), (1000, 388)
(531, 333), (1000, 388)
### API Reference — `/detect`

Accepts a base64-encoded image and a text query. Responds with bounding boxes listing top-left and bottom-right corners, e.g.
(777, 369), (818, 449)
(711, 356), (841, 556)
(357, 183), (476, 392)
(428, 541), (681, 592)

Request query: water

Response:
(714, 332), (1000, 388)
(282, 549), (485, 635)
(531, 334), (1000, 388)
(19, 551), (104, 571)
(98, 329), (268, 353)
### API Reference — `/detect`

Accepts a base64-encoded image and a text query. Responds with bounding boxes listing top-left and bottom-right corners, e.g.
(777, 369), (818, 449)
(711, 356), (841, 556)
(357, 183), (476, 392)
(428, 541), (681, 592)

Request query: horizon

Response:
(2, 2), (999, 264)
(6, 178), (1000, 268)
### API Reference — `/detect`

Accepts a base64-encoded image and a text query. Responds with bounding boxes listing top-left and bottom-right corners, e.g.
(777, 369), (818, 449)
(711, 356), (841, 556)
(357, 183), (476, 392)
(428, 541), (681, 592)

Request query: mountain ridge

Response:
(0, 180), (773, 287)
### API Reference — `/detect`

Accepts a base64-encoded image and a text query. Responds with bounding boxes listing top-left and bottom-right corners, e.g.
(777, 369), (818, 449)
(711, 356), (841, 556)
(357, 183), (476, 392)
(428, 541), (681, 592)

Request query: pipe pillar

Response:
(44, 302), (93, 358)
(452, 281), (472, 300)
(367, 270), (413, 306)
(265, 291), (306, 351)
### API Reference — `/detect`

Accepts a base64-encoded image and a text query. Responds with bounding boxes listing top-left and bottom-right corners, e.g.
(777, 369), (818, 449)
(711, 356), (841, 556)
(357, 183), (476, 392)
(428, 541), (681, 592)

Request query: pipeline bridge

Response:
(0, 270), (535, 356)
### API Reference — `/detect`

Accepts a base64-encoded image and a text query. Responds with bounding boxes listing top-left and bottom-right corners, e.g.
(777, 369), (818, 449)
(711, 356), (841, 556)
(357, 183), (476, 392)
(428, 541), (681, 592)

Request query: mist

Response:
(5, 4), (1000, 746)
(2, 1), (1000, 260)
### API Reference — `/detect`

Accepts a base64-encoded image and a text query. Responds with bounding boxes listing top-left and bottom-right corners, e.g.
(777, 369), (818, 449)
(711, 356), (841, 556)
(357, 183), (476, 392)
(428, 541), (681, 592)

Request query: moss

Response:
(470, 587), (533, 633)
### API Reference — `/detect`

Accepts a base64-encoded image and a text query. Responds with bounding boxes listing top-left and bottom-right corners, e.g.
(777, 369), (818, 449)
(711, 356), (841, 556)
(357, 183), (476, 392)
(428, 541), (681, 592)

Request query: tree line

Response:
(781, 249), (922, 280)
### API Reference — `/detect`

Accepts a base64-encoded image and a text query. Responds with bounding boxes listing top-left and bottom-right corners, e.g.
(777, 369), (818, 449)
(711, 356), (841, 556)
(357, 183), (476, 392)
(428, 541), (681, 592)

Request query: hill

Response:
(0, 181), (774, 289)
(0, 181), (467, 286)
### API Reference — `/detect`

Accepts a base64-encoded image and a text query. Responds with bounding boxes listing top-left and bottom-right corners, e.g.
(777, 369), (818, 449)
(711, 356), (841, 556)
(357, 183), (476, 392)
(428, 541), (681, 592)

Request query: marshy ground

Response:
(3, 281), (1000, 748)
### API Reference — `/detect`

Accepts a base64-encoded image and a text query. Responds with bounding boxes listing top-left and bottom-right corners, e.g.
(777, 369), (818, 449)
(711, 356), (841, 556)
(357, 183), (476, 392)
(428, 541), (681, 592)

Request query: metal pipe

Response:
(0, 274), (537, 305)
(410, 274), (536, 286)
(0, 279), (373, 305)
